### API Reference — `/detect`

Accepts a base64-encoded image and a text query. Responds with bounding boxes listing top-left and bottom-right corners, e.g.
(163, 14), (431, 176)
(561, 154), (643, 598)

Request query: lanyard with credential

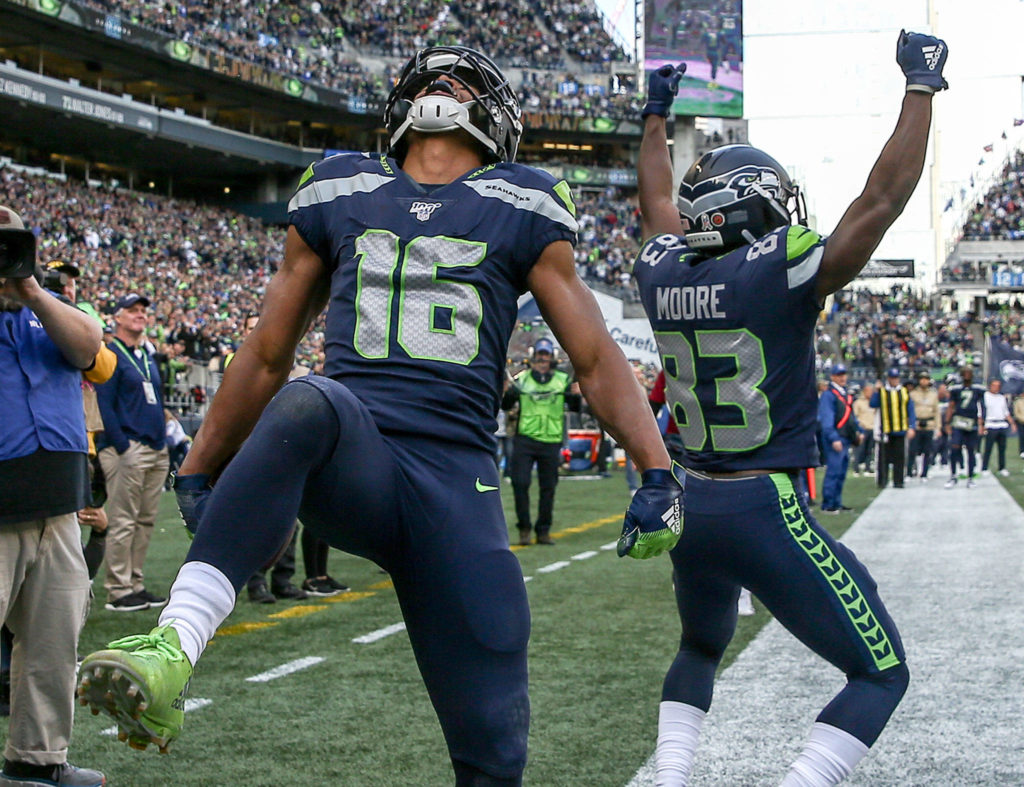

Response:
(113, 338), (152, 382)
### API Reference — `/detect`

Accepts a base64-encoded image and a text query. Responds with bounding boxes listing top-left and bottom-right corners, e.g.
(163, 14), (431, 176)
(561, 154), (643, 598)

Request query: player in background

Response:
(943, 365), (986, 488)
(77, 46), (681, 785)
(633, 29), (947, 786)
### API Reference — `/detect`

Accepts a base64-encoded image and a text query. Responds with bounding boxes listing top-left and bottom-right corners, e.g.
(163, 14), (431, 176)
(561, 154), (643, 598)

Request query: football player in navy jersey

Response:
(634, 30), (947, 786)
(77, 46), (681, 785)
(943, 365), (986, 488)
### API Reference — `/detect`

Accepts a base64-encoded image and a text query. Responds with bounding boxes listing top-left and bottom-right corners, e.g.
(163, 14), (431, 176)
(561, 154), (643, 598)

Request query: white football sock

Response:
(158, 561), (236, 666)
(656, 701), (706, 786)
(779, 722), (869, 786)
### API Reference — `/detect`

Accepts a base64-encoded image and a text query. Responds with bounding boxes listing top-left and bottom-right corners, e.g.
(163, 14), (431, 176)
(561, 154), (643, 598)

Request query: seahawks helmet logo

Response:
(677, 165), (784, 218)
(999, 360), (1024, 382)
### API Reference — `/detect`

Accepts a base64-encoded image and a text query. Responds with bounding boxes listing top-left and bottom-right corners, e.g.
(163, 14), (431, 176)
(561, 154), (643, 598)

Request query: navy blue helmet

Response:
(677, 144), (807, 251)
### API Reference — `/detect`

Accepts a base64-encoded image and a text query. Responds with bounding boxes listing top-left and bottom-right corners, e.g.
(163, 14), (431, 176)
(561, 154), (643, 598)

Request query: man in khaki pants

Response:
(908, 370), (939, 480)
(0, 204), (106, 786)
(96, 293), (169, 612)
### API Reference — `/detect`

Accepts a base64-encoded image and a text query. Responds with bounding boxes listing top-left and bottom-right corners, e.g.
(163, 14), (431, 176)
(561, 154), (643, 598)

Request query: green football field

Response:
(4, 466), (897, 785)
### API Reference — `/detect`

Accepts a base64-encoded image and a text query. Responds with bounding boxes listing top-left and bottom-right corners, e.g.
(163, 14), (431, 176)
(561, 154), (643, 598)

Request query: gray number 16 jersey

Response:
(288, 152), (578, 452)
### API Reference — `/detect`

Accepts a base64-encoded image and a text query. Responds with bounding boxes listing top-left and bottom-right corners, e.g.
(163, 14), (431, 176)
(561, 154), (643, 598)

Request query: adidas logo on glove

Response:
(661, 499), (682, 535)
(922, 43), (943, 70)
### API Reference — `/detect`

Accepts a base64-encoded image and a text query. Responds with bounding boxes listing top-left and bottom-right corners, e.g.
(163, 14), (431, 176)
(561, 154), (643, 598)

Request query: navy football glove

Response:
(897, 29), (948, 94)
(641, 63), (687, 119)
(617, 467), (683, 559)
(172, 472), (212, 539)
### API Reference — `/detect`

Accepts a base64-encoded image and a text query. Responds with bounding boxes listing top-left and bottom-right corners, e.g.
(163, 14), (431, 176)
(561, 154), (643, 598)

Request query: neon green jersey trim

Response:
(770, 473), (901, 671)
(553, 180), (577, 218)
(786, 226), (821, 261)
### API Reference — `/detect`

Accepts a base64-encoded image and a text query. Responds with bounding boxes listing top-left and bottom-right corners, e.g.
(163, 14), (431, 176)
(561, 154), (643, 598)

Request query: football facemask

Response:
(384, 46), (523, 164)
(676, 144), (807, 251)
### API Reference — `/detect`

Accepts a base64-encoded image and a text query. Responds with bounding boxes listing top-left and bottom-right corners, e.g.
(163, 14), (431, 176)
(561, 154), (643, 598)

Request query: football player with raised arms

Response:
(633, 30), (947, 786)
(77, 47), (682, 785)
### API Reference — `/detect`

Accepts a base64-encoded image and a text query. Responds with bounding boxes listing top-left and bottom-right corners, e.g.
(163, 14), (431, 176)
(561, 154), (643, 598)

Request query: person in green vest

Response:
(502, 337), (579, 546)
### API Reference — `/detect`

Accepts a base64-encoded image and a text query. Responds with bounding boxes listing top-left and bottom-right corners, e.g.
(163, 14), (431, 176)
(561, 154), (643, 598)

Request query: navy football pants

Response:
(949, 429), (980, 477)
(188, 377), (530, 783)
(662, 472), (908, 747)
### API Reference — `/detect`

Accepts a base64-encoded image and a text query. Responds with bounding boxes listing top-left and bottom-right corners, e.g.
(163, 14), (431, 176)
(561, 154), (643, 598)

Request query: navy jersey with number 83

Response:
(634, 225), (826, 471)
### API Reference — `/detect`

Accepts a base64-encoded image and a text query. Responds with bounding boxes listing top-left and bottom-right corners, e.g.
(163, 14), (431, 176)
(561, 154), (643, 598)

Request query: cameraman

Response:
(0, 206), (105, 786)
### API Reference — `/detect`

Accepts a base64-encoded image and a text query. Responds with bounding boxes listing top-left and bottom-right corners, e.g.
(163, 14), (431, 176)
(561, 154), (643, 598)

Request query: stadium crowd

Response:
(574, 187), (642, 301)
(0, 162), (648, 398)
(14, 154), (1024, 407)
(960, 149), (1024, 240)
(0, 163), (298, 382)
(72, 0), (634, 117)
(826, 288), (978, 375)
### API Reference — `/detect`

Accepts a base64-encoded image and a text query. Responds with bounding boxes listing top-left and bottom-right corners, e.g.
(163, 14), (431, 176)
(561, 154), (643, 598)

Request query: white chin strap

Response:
(390, 95), (498, 158)
(685, 231), (724, 249)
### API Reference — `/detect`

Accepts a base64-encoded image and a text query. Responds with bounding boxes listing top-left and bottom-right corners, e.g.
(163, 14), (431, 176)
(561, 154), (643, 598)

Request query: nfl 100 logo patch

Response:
(410, 201), (442, 222)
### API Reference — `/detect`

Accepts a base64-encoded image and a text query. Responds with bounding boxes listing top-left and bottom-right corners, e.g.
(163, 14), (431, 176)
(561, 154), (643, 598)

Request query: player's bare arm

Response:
(816, 31), (948, 299)
(639, 115), (683, 240)
(527, 239), (670, 473)
(180, 226), (329, 477)
(638, 64), (686, 240)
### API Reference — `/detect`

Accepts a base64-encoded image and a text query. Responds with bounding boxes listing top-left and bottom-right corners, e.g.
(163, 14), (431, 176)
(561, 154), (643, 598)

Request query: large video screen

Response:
(644, 0), (743, 118)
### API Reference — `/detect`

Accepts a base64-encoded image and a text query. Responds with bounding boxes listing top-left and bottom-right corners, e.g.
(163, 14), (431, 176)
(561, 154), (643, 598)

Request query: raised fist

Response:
(641, 63), (687, 119)
(897, 29), (948, 94)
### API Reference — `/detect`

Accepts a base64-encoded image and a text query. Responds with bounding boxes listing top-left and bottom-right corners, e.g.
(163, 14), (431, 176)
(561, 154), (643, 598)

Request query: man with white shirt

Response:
(981, 378), (1014, 477)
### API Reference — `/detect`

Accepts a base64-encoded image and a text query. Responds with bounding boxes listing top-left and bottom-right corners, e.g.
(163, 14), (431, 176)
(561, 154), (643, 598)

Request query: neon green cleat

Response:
(77, 623), (192, 754)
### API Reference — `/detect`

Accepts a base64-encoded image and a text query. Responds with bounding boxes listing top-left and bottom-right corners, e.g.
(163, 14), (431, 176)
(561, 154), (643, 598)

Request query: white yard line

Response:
(536, 560), (570, 573)
(571, 550), (598, 560)
(352, 621), (407, 644)
(244, 656), (325, 683)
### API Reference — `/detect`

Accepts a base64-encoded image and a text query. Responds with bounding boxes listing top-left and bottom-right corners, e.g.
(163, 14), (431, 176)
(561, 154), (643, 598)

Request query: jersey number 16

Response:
(353, 230), (485, 365)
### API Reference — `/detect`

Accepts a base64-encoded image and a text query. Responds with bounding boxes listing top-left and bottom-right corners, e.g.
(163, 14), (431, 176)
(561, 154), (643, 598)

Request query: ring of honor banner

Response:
(644, 0), (743, 118)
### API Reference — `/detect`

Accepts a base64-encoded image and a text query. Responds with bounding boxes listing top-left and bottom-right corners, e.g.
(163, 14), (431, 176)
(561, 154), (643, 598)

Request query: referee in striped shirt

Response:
(870, 368), (916, 488)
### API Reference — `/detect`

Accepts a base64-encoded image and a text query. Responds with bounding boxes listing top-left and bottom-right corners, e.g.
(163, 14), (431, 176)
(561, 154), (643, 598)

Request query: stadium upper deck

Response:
(0, 0), (641, 199)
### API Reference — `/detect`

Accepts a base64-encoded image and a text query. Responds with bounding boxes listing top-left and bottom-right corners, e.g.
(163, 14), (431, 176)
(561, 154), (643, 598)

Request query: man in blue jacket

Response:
(818, 364), (860, 512)
(96, 293), (169, 612)
(0, 204), (106, 787)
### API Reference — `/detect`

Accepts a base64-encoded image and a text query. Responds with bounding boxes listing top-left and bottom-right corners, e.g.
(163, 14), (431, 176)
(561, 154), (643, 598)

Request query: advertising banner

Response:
(522, 111), (643, 136)
(0, 64), (157, 132)
(859, 259), (915, 278)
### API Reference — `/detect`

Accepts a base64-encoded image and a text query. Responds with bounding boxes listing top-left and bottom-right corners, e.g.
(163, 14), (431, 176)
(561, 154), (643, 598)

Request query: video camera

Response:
(0, 205), (37, 279)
